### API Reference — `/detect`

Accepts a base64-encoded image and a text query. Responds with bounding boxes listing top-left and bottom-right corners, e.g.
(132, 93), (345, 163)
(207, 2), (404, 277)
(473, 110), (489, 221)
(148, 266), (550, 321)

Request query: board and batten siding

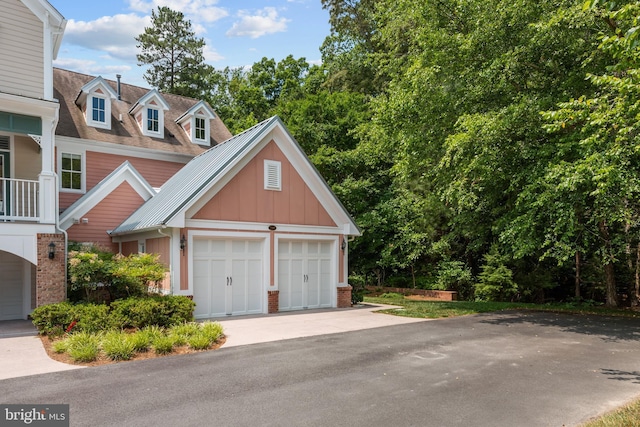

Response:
(0, 0), (45, 99)
(193, 140), (336, 227)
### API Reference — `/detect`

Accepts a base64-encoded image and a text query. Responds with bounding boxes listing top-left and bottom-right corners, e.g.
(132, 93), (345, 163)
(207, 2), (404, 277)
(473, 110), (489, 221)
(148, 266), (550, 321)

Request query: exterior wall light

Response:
(341, 239), (346, 251)
(48, 242), (56, 259)
(180, 235), (186, 251)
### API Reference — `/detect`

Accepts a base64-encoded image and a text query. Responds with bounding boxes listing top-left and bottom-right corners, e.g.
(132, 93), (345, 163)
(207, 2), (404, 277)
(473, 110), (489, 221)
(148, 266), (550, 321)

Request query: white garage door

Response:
(0, 252), (24, 320)
(193, 238), (263, 318)
(278, 240), (332, 311)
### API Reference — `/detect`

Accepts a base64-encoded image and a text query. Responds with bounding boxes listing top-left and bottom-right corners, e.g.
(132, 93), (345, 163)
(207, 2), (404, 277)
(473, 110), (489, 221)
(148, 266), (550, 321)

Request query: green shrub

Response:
(187, 333), (212, 350)
(110, 295), (195, 329)
(31, 302), (75, 336)
(71, 303), (111, 333)
(127, 331), (151, 353)
(101, 331), (135, 361)
(152, 336), (174, 354)
(66, 332), (100, 362)
(379, 292), (404, 299)
(474, 248), (519, 302)
(52, 340), (69, 354)
(200, 321), (224, 342)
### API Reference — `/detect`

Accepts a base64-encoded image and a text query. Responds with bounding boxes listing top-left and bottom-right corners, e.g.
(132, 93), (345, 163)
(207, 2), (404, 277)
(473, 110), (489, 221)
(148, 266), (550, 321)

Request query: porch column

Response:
(39, 114), (58, 224)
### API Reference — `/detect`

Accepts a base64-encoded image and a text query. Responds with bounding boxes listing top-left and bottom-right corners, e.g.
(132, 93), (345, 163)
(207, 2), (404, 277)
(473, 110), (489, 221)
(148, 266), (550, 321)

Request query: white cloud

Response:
(203, 43), (224, 63)
(226, 7), (289, 39)
(128, 0), (228, 27)
(64, 14), (150, 61)
(53, 58), (132, 77)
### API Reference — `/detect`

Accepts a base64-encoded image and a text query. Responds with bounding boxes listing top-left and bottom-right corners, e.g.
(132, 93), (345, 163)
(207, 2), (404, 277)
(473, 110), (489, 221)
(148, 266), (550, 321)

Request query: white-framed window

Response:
(92, 97), (106, 123)
(195, 116), (206, 141)
(60, 152), (83, 191)
(147, 108), (159, 133)
(87, 94), (111, 129)
(264, 160), (282, 191)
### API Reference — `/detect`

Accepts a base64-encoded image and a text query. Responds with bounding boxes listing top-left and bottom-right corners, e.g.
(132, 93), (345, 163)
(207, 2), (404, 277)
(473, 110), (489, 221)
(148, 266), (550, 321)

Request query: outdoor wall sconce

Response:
(341, 239), (347, 251)
(48, 242), (56, 259)
(180, 235), (186, 251)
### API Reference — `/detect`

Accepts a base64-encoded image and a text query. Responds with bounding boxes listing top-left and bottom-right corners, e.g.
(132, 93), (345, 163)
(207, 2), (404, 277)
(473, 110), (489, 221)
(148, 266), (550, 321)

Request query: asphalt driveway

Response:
(1, 310), (639, 426)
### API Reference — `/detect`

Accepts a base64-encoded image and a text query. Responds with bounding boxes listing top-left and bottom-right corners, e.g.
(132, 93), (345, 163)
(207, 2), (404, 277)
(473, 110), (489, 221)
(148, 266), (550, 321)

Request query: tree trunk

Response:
(411, 264), (416, 289)
(575, 251), (581, 299)
(633, 242), (640, 307)
(598, 220), (618, 307)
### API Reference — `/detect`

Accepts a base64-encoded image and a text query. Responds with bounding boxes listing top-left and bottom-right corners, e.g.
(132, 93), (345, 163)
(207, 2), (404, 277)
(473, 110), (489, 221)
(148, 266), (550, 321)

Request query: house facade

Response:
(1, 0), (359, 320)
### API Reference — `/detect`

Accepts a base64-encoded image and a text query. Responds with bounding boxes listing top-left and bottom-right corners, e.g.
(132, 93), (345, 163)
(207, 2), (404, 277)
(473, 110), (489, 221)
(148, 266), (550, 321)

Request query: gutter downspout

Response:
(158, 227), (173, 295)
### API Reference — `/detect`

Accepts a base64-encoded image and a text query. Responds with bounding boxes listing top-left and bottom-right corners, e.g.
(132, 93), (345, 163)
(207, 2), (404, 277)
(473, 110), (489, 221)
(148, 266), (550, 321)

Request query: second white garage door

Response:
(278, 240), (333, 311)
(193, 238), (263, 318)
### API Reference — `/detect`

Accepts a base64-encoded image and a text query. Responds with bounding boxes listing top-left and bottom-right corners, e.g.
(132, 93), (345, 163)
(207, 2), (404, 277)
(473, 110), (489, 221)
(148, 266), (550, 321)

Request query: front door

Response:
(0, 151), (9, 216)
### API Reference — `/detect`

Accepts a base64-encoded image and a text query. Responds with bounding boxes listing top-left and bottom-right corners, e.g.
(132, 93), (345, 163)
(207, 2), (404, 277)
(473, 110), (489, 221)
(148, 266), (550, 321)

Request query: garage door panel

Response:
(193, 238), (264, 318)
(0, 252), (24, 320)
(278, 240), (333, 311)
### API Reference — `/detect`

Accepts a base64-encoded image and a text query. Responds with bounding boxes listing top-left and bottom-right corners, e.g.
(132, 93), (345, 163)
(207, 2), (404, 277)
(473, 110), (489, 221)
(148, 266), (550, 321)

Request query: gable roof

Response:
(175, 100), (216, 124)
(110, 116), (360, 236)
(54, 68), (233, 155)
(129, 89), (170, 114)
(59, 161), (156, 231)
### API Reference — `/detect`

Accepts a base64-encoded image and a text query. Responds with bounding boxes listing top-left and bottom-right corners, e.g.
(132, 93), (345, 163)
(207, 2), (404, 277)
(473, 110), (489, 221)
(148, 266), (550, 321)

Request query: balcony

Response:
(0, 178), (39, 221)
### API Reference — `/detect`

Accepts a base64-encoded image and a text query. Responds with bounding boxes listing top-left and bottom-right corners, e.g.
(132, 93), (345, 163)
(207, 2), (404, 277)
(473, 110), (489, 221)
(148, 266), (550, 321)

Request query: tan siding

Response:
(66, 182), (145, 250)
(193, 141), (336, 227)
(14, 135), (41, 180)
(0, 0), (44, 98)
(145, 237), (169, 267)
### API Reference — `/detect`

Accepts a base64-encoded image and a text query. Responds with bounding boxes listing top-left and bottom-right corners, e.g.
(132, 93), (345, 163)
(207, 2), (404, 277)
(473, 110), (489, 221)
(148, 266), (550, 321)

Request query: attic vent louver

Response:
(264, 160), (281, 191)
(0, 136), (9, 150)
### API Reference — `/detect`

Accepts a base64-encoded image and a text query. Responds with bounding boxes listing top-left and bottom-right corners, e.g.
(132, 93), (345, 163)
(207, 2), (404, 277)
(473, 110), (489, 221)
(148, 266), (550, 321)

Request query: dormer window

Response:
(92, 96), (106, 123)
(176, 100), (216, 145)
(147, 108), (159, 133)
(129, 89), (169, 138)
(195, 116), (206, 141)
(75, 76), (118, 130)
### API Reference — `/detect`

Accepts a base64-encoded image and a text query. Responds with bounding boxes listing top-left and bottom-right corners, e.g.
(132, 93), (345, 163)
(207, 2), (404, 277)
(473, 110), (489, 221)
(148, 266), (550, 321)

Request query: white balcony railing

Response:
(0, 178), (39, 221)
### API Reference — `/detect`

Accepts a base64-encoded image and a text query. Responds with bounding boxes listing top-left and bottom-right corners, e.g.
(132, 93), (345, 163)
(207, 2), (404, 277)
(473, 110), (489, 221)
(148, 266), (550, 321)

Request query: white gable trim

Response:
(59, 161), (156, 230)
(174, 119), (360, 235)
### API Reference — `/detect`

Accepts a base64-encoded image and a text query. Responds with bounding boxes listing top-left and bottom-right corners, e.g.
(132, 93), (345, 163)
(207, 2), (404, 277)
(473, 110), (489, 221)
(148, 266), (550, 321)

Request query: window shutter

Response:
(264, 160), (281, 191)
(0, 136), (9, 150)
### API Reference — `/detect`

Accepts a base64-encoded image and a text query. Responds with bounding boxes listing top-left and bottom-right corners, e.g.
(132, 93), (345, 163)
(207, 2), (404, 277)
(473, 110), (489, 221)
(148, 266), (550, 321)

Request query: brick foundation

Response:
(268, 290), (279, 313)
(337, 286), (352, 308)
(36, 233), (66, 307)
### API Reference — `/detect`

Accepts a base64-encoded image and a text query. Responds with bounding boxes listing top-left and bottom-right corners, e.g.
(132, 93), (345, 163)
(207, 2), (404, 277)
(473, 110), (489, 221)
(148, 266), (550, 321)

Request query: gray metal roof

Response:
(110, 116), (277, 234)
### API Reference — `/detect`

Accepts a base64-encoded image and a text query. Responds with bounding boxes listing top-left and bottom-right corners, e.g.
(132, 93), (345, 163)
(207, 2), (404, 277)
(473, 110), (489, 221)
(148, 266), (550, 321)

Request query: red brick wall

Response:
(268, 290), (279, 313)
(36, 234), (66, 306)
(337, 286), (352, 308)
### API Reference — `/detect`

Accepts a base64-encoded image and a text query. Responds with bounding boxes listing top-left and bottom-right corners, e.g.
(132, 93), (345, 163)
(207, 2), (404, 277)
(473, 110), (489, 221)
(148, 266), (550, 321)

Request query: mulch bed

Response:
(39, 335), (226, 367)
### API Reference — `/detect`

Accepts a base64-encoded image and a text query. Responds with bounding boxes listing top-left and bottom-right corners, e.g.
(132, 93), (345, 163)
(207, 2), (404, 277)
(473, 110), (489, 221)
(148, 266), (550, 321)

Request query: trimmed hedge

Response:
(31, 295), (195, 335)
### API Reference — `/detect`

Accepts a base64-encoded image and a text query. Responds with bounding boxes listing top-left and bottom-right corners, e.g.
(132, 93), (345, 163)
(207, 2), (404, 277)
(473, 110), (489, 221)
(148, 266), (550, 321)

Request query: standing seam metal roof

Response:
(110, 116), (276, 234)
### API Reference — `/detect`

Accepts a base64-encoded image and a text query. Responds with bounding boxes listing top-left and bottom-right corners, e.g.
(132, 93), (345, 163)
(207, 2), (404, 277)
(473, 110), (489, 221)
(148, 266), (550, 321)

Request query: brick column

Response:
(337, 286), (352, 308)
(36, 233), (66, 307)
(268, 290), (279, 314)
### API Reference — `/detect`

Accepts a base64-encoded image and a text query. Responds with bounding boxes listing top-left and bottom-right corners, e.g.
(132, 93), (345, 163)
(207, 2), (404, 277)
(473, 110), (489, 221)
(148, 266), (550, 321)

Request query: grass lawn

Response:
(364, 293), (640, 426)
(364, 294), (640, 319)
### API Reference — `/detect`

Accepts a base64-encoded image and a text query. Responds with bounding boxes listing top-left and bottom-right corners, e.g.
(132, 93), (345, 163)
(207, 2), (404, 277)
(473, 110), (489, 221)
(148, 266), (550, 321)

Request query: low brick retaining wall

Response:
(365, 286), (457, 301)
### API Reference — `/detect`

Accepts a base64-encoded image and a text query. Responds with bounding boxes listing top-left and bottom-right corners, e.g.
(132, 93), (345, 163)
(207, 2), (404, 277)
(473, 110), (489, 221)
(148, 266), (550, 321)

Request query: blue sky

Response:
(49, 0), (331, 87)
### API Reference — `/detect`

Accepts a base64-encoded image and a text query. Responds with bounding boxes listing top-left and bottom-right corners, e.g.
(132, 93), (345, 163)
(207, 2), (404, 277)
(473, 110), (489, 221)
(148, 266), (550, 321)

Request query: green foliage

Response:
(30, 302), (75, 336)
(200, 321), (224, 342)
(101, 331), (135, 361)
(152, 336), (174, 355)
(127, 331), (152, 353)
(434, 261), (474, 297)
(31, 296), (194, 335)
(109, 295), (195, 329)
(65, 332), (100, 363)
(135, 6), (206, 95)
(67, 247), (166, 303)
(474, 249), (519, 302)
(187, 334), (212, 350)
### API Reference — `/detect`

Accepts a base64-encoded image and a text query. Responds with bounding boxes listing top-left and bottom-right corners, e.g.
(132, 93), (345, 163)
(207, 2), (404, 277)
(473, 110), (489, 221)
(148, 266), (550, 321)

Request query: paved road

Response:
(1, 311), (639, 427)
